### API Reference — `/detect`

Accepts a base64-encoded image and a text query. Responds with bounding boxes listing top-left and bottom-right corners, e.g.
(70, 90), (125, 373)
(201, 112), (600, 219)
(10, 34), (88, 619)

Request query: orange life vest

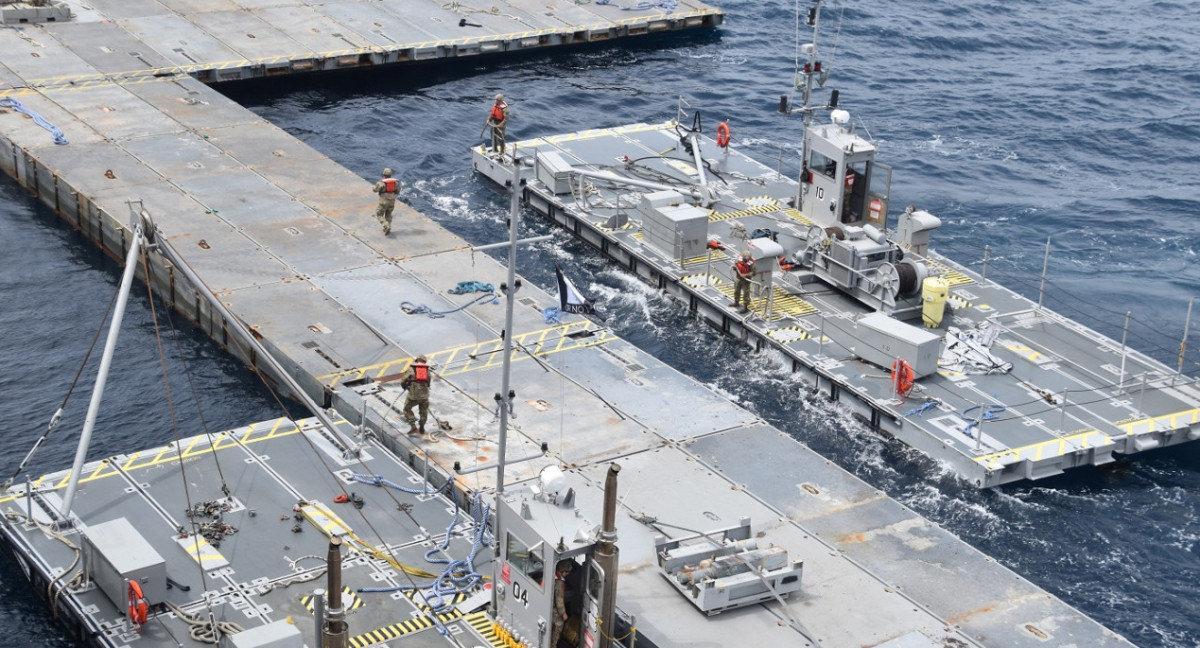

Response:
(413, 363), (430, 383)
(490, 101), (507, 122)
(381, 178), (397, 193)
(736, 259), (754, 276)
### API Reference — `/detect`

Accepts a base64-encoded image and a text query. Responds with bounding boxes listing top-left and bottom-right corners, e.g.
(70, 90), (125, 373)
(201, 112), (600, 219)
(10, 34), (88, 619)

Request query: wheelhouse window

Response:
(810, 150), (837, 179)
(506, 532), (544, 587)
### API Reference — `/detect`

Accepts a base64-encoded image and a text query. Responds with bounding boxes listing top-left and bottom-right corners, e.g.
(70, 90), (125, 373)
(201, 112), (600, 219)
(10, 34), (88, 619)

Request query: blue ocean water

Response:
(2, 0), (1198, 646)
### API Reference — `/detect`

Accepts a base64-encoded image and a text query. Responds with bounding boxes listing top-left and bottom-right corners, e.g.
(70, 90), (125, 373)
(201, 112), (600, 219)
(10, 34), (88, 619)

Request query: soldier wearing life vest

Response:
(730, 250), (755, 313)
(400, 355), (434, 439)
(487, 93), (509, 156)
(372, 167), (400, 235)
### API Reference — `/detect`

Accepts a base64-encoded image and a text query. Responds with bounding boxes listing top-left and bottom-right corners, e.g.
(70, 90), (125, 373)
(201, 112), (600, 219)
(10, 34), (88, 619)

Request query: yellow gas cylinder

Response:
(922, 276), (949, 328)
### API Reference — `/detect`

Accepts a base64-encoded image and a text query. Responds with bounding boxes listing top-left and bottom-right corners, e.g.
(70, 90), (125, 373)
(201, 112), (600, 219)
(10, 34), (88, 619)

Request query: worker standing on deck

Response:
(731, 250), (755, 313)
(400, 355), (434, 440)
(487, 93), (509, 157)
(372, 168), (400, 235)
(551, 559), (573, 647)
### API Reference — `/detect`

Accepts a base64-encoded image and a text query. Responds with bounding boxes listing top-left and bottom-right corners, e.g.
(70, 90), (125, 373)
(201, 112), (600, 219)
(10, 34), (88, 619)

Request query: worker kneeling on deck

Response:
(401, 355), (434, 440)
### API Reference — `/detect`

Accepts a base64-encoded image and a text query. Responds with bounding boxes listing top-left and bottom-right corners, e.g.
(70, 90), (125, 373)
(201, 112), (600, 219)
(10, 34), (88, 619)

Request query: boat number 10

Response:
(511, 581), (530, 608)
(816, 187), (825, 200)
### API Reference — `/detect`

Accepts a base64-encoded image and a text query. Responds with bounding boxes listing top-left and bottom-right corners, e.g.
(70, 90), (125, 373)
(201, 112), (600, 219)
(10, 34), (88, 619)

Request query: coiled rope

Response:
(0, 97), (68, 145)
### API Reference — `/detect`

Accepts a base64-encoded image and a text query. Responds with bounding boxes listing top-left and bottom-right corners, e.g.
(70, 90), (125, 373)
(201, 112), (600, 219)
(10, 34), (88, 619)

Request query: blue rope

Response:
(902, 400), (937, 418)
(961, 404), (1006, 437)
(596, 0), (678, 10)
(348, 472), (453, 496)
(401, 292), (498, 318)
(542, 307), (563, 324)
(358, 491), (493, 635)
(0, 97), (68, 145)
(448, 280), (495, 295)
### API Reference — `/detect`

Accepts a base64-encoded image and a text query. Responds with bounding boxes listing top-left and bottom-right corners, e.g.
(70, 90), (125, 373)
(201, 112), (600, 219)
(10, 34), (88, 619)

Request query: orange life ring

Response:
(716, 121), (731, 148)
(891, 358), (914, 401)
(128, 580), (149, 628)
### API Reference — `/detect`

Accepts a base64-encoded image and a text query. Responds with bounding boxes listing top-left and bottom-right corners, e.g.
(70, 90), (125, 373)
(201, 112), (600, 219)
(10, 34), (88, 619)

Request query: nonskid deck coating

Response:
(0, 3), (1139, 648)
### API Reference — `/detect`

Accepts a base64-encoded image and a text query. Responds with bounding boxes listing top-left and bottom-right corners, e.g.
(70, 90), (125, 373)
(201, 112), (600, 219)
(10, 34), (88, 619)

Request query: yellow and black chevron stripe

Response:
(347, 616), (434, 647)
(947, 295), (973, 310)
(718, 285), (818, 318)
(404, 590), (467, 623)
(781, 207), (814, 226)
(301, 587), (363, 613)
(924, 259), (974, 287)
(767, 326), (811, 342)
(679, 249), (729, 267)
(709, 197), (781, 222)
(593, 219), (635, 232)
(465, 612), (507, 648)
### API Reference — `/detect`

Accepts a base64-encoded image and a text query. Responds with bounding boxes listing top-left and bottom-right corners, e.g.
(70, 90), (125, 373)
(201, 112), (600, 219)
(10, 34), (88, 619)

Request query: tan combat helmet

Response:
(382, 168), (392, 177)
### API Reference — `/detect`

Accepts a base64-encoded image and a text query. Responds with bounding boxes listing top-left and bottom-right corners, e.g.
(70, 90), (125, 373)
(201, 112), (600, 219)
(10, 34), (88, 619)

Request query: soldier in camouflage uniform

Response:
(400, 355), (434, 440)
(373, 168), (399, 235)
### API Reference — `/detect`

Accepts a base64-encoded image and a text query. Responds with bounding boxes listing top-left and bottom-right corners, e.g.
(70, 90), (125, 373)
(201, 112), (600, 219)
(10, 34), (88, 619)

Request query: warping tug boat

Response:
(473, 0), (1200, 488)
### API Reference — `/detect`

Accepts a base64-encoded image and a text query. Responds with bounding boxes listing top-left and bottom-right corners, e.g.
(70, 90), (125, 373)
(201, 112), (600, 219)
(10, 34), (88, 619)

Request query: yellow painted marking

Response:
(347, 616), (434, 648)
(317, 322), (615, 387)
(679, 249), (729, 267)
(924, 259), (974, 287)
(781, 207), (813, 226)
(1005, 344), (1043, 363)
(709, 198), (781, 222)
(974, 429), (1114, 469)
(466, 612), (505, 648)
(947, 295), (973, 310)
(767, 326), (812, 342)
(1117, 407), (1200, 436)
(593, 219), (635, 232)
(0, 417), (308, 503)
(681, 272), (724, 288)
(404, 589), (468, 622)
(717, 285), (817, 318)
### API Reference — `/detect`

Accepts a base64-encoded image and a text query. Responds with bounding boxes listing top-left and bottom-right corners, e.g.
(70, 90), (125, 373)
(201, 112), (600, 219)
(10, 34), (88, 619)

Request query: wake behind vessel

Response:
(472, 0), (1200, 487)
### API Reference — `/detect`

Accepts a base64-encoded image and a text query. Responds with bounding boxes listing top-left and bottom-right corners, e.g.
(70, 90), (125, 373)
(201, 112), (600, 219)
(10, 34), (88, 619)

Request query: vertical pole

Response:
(1177, 296), (1193, 382)
(705, 248), (713, 286)
(1117, 311), (1130, 395)
(1059, 389), (1069, 434)
(982, 244), (989, 281)
(1138, 373), (1148, 418)
(1037, 236), (1051, 312)
(818, 313), (826, 357)
(312, 588), (326, 648)
(60, 223), (144, 521)
(25, 476), (32, 522)
(491, 164), (522, 614)
(974, 403), (984, 452)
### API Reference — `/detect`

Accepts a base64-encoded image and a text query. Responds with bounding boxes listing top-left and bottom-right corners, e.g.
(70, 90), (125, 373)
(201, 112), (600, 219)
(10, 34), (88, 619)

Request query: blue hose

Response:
(961, 404), (1006, 438)
(542, 307), (563, 324)
(401, 292), (498, 318)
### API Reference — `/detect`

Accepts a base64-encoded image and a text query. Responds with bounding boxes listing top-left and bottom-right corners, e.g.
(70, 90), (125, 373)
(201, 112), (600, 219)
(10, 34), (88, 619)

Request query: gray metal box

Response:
(228, 620), (305, 648)
(842, 312), (940, 378)
(637, 189), (685, 219)
(642, 204), (708, 260)
(83, 517), (166, 610)
(535, 150), (575, 195)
